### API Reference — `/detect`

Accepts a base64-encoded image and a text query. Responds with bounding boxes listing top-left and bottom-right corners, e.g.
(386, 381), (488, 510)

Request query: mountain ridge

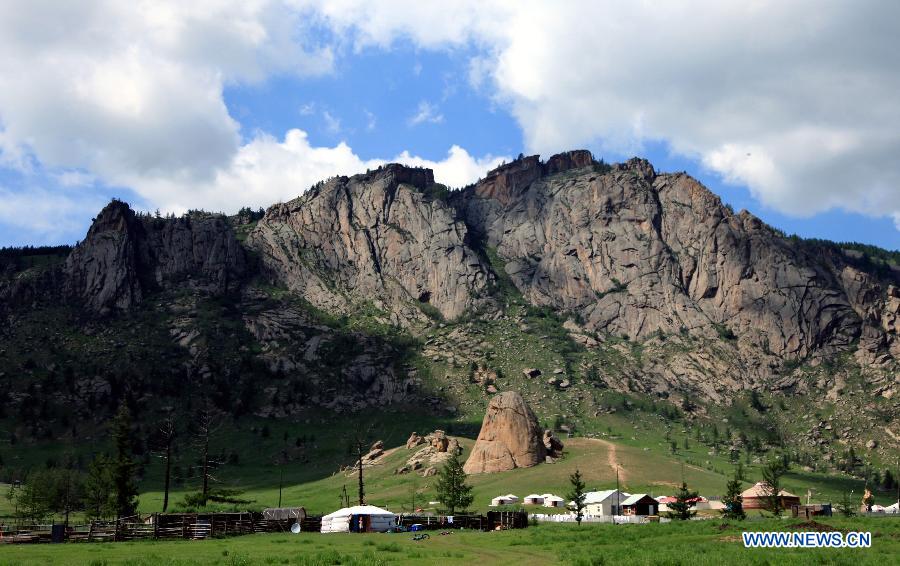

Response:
(1, 151), (897, 470)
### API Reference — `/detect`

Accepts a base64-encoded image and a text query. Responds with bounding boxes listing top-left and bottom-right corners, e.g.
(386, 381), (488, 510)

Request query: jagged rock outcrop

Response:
(398, 429), (462, 475)
(64, 201), (246, 314)
(247, 164), (492, 324)
(464, 391), (547, 474)
(456, 153), (894, 372)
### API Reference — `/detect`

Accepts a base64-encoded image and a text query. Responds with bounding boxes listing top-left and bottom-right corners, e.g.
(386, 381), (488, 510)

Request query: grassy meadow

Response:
(2, 517), (899, 565)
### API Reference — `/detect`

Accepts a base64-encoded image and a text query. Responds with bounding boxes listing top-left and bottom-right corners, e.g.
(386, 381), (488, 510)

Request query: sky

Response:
(0, 1), (898, 250)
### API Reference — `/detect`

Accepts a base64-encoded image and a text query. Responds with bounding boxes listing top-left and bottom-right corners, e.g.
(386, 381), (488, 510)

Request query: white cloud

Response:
(364, 109), (377, 132)
(0, 185), (108, 245)
(0, 0), (333, 187)
(408, 101), (444, 126)
(3, 0), (899, 235)
(305, 0), (900, 226)
(129, 129), (507, 213)
(322, 110), (342, 134)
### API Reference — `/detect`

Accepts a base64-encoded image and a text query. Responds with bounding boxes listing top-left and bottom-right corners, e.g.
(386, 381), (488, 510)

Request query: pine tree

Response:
(721, 472), (745, 520)
(111, 404), (139, 520)
(567, 468), (587, 525)
(11, 470), (53, 523)
(883, 469), (896, 491)
(666, 482), (699, 520)
(836, 491), (856, 517)
(84, 455), (115, 520)
(761, 456), (788, 516)
(435, 453), (473, 514)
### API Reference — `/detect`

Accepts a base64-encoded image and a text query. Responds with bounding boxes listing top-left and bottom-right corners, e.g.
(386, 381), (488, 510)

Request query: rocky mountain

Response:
(1, 151), (898, 464)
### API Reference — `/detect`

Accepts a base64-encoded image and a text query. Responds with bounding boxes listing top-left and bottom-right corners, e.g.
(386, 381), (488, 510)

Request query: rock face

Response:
(455, 153), (899, 396)
(464, 391), (547, 474)
(64, 200), (246, 314)
(247, 164), (492, 324)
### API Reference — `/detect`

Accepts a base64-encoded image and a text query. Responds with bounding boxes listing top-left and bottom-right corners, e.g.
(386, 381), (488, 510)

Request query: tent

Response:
(741, 482), (800, 510)
(543, 495), (565, 508)
(490, 494), (520, 506)
(523, 494), (545, 505)
(320, 505), (397, 533)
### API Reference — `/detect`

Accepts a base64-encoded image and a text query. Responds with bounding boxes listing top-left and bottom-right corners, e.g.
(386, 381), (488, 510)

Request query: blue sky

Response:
(0, 1), (898, 250)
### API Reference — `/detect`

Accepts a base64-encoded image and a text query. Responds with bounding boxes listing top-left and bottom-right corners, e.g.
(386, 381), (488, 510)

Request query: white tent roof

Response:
(524, 494), (544, 500)
(505, 494), (519, 500)
(543, 494), (564, 502)
(322, 505), (395, 519)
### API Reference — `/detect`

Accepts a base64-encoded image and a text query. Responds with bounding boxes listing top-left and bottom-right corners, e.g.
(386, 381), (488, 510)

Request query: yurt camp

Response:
(320, 505), (397, 533)
(740, 482), (801, 510)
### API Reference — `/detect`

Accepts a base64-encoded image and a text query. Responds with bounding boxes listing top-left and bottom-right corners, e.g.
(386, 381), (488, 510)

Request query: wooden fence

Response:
(397, 512), (528, 531)
(0, 512), (315, 545)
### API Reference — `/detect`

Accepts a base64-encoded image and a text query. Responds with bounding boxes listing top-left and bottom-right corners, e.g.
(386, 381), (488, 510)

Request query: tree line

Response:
(3, 401), (244, 525)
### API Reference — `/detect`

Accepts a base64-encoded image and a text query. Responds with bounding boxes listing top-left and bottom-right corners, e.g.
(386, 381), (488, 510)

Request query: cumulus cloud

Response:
(307, 0), (900, 226)
(0, 185), (109, 245)
(2, 0), (899, 237)
(129, 129), (507, 213)
(0, 0), (333, 187)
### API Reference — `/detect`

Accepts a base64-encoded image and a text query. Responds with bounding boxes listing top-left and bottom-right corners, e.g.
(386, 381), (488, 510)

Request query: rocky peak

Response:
(364, 163), (435, 190)
(474, 155), (544, 205)
(64, 200), (246, 314)
(544, 149), (594, 175)
(64, 200), (145, 314)
(612, 157), (656, 180)
(248, 167), (491, 323)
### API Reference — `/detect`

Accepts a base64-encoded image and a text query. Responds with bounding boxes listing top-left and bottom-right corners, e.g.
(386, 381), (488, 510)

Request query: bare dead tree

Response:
(348, 423), (376, 506)
(149, 415), (177, 512)
(191, 404), (224, 506)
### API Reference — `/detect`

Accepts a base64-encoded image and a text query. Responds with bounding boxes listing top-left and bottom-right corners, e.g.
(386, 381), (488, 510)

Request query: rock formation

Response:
(398, 429), (462, 476)
(2, 154), (898, 428)
(64, 200), (246, 314)
(246, 164), (491, 325)
(464, 391), (547, 474)
(543, 430), (564, 460)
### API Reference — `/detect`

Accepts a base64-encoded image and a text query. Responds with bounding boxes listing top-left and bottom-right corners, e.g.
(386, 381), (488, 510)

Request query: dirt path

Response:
(584, 437), (629, 485)
(885, 427), (899, 443)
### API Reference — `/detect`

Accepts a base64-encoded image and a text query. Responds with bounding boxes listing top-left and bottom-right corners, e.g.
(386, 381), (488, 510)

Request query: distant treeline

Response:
(0, 244), (73, 258)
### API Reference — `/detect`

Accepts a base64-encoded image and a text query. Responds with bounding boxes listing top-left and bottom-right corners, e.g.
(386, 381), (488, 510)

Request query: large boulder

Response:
(463, 391), (547, 474)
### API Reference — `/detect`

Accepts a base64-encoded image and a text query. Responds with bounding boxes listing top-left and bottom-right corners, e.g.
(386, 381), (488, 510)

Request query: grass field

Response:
(1, 517), (898, 565)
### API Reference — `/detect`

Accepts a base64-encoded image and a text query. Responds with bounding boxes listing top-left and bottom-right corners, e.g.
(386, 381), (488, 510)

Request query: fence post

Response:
(153, 513), (159, 540)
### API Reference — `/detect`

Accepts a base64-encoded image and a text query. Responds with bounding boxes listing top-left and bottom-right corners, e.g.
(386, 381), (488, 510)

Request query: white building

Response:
(490, 494), (520, 506)
(523, 494), (545, 505)
(543, 494), (566, 508)
(320, 505), (396, 533)
(573, 490), (628, 516)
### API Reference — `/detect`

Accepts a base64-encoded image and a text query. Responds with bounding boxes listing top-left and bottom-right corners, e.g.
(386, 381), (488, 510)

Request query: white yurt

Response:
(320, 505), (397, 533)
(543, 495), (565, 508)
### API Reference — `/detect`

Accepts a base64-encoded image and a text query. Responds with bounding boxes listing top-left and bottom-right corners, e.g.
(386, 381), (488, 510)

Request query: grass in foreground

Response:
(0, 517), (897, 565)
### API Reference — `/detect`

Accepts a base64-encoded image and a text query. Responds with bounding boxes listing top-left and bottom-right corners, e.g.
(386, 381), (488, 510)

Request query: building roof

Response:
(583, 490), (624, 504)
(741, 482), (798, 499)
(543, 494), (564, 502)
(524, 494), (544, 500)
(621, 494), (655, 506)
(657, 495), (706, 504)
(323, 505), (395, 519)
